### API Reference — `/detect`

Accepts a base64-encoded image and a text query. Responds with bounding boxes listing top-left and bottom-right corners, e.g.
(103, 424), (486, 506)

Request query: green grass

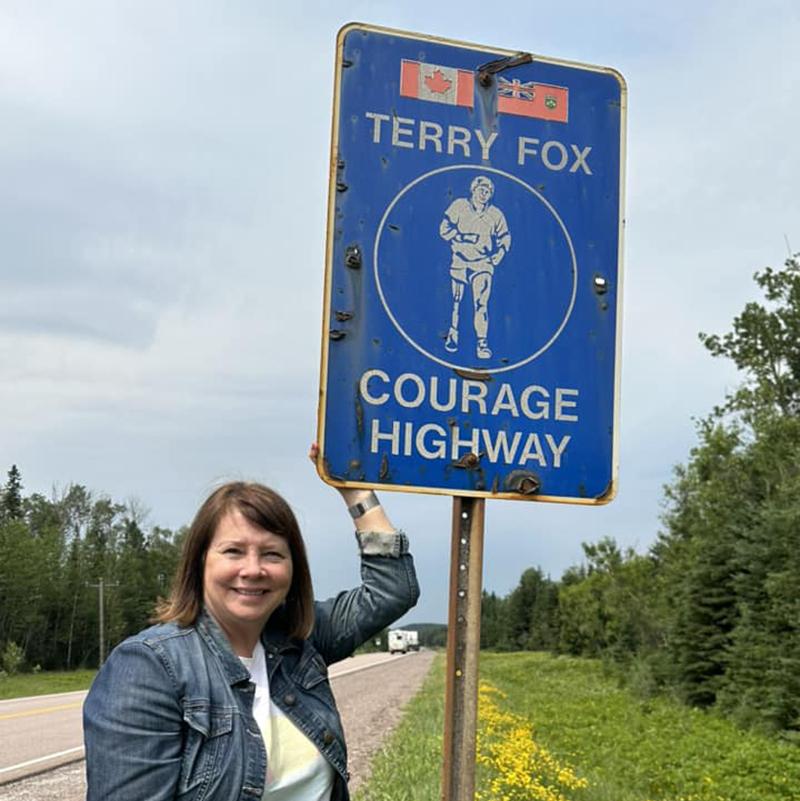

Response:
(482, 652), (800, 801)
(0, 669), (97, 699)
(353, 653), (445, 801)
(355, 652), (800, 801)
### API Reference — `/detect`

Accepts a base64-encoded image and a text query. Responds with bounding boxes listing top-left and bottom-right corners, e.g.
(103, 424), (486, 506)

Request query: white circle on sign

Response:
(373, 164), (578, 373)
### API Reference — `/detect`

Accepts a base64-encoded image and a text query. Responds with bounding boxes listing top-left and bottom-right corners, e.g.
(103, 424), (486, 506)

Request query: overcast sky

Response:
(2, 1), (798, 624)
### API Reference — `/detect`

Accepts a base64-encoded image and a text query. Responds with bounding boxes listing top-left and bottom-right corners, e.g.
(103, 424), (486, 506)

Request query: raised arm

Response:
(308, 444), (420, 663)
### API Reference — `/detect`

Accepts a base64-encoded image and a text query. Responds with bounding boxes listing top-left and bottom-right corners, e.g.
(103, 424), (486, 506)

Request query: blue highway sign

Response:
(317, 23), (626, 504)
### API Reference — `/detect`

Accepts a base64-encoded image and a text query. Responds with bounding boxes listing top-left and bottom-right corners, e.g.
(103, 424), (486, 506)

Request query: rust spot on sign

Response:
(454, 368), (492, 382)
(354, 394), (364, 436)
(452, 452), (480, 469)
(345, 245), (362, 269)
(504, 470), (541, 495)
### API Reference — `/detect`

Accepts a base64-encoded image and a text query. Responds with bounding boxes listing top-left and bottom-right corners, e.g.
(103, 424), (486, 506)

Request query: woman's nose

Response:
(240, 551), (263, 576)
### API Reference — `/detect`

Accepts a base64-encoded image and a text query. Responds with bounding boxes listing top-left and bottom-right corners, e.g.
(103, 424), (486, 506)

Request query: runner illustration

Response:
(439, 176), (511, 359)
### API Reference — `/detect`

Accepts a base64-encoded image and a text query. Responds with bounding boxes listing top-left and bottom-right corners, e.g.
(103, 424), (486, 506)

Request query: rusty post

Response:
(441, 496), (485, 801)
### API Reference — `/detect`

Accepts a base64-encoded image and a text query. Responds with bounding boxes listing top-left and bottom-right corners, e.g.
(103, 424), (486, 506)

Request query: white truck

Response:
(388, 629), (409, 654)
(388, 629), (419, 654)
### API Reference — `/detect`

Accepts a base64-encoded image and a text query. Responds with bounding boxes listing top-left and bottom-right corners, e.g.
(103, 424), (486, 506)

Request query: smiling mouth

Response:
(233, 588), (268, 596)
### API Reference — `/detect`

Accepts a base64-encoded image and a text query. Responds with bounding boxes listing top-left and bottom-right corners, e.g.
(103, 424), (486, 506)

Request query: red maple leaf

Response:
(424, 69), (452, 95)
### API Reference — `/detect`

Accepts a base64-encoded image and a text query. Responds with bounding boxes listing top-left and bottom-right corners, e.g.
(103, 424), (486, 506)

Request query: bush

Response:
(1, 642), (25, 675)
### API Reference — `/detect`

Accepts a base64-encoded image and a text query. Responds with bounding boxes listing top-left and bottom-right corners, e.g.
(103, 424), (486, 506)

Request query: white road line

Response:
(0, 690), (88, 707)
(0, 654), (419, 781)
(0, 746), (85, 775)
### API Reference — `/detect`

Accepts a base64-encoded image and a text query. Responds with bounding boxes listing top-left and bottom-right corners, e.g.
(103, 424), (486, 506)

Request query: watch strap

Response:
(348, 491), (380, 519)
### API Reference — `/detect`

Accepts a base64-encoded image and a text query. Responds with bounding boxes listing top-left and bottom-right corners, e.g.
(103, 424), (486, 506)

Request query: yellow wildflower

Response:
(476, 681), (589, 801)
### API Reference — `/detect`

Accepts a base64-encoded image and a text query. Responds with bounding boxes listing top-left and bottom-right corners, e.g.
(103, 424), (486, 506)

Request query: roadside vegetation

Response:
(0, 669), (96, 700)
(356, 652), (800, 801)
(0, 470), (183, 673)
(481, 255), (800, 740)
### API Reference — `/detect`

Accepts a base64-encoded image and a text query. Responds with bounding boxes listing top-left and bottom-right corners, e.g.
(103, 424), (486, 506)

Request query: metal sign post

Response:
(442, 497), (485, 801)
(317, 22), (626, 801)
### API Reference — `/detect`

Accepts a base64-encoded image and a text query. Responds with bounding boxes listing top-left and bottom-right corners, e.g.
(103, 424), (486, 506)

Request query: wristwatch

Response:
(348, 491), (381, 519)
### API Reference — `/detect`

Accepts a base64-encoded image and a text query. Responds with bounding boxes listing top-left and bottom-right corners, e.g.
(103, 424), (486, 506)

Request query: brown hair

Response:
(154, 482), (314, 639)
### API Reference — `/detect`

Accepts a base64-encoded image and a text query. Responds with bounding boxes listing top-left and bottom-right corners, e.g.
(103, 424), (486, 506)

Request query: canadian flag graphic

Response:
(399, 59), (474, 108)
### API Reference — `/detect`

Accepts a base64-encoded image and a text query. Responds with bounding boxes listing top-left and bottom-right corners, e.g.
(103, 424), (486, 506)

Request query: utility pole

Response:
(87, 578), (118, 667)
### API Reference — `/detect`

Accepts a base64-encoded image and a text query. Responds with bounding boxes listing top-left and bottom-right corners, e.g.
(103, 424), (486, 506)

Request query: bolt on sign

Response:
(317, 23), (626, 504)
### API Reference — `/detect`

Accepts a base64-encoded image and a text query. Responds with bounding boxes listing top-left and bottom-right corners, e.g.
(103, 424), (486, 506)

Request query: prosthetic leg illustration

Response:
(439, 176), (511, 359)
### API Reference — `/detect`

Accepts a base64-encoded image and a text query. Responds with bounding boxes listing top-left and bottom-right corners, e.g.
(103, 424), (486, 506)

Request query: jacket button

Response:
(283, 693), (296, 706)
(323, 730), (335, 745)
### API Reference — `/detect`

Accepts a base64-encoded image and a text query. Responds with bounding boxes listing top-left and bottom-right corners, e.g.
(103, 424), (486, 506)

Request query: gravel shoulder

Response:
(0, 650), (436, 801)
(334, 650), (436, 794)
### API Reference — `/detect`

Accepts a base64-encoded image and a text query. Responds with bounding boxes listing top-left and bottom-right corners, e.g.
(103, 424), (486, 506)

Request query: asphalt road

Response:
(0, 690), (87, 785)
(0, 650), (424, 795)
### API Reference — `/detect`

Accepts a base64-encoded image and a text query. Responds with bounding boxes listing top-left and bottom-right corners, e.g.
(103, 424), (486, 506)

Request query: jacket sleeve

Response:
(83, 639), (183, 800)
(311, 529), (420, 664)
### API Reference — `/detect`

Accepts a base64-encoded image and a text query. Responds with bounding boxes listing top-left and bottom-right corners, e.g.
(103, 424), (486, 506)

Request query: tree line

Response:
(481, 255), (800, 739)
(0, 466), (452, 673)
(0, 471), (183, 672)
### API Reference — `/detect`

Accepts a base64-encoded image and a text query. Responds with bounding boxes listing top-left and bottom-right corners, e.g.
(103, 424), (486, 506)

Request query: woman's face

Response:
(203, 508), (293, 646)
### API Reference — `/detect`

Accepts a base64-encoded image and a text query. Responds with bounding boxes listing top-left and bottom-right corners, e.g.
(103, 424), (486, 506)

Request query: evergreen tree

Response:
(480, 591), (509, 650)
(657, 253), (800, 727)
(505, 568), (559, 651)
(715, 415), (800, 733)
(660, 424), (744, 706)
(1, 465), (23, 521)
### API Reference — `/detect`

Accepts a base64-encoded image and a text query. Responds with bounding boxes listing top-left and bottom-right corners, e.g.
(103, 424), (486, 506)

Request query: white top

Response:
(442, 197), (511, 266)
(239, 643), (335, 801)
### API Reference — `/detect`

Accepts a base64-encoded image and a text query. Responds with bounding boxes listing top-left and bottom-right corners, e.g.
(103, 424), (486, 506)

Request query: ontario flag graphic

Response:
(497, 77), (569, 122)
(400, 59), (474, 107)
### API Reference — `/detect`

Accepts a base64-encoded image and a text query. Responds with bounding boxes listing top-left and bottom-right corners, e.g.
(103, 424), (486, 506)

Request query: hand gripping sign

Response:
(317, 24), (626, 504)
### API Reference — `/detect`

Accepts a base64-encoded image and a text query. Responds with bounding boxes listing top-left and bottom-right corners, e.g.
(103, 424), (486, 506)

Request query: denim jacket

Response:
(83, 529), (419, 801)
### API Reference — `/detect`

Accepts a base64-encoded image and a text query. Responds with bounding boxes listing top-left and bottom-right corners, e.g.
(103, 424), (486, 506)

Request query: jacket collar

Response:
(195, 608), (301, 684)
(260, 617), (303, 656)
(195, 608), (253, 685)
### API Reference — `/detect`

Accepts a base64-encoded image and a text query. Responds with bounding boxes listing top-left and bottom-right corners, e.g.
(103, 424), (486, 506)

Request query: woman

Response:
(83, 450), (419, 801)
